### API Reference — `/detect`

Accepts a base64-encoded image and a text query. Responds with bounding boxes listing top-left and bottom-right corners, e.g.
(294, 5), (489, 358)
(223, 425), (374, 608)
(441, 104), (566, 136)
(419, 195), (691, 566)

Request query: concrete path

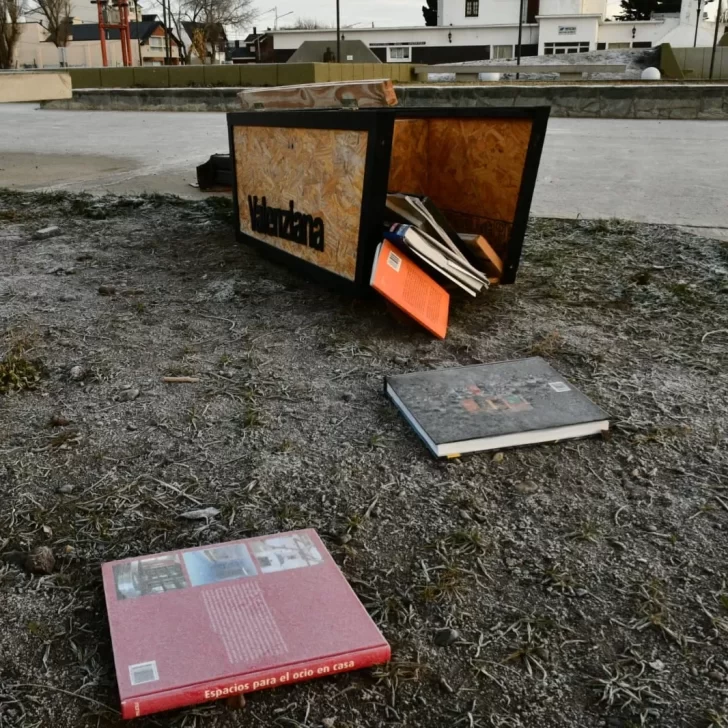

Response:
(0, 103), (726, 232)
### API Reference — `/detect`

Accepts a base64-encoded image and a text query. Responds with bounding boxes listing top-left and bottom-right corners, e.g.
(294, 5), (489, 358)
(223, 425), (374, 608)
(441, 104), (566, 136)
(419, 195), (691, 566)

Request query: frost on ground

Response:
(1, 189), (727, 728)
(426, 48), (660, 82)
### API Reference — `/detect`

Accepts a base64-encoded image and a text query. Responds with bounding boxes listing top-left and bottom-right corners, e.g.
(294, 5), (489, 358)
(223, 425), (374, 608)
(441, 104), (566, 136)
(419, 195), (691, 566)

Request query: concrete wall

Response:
(42, 82), (728, 120)
(0, 72), (72, 102)
(671, 46), (728, 79)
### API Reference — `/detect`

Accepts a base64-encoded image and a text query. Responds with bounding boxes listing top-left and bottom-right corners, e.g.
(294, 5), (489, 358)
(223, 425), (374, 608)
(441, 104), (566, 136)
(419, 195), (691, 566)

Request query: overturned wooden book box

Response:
(227, 106), (549, 295)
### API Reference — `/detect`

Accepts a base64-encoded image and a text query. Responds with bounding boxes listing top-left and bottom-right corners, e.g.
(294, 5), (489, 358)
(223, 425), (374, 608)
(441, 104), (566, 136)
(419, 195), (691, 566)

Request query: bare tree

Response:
(33, 0), (72, 65)
(164, 0), (254, 64)
(281, 17), (330, 29)
(0, 0), (26, 68)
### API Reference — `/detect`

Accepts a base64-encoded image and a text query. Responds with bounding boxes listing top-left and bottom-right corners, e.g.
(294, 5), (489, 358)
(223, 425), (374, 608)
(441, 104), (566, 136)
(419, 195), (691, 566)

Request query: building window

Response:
(544, 42), (590, 55)
(465, 0), (479, 17)
(597, 42), (606, 50)
(492, 44), (513, 59)
(632, 41), (652, 48)
(387, 46), (411, 61)
(149, 36), (164, 50)
(608, 42), (630, 49)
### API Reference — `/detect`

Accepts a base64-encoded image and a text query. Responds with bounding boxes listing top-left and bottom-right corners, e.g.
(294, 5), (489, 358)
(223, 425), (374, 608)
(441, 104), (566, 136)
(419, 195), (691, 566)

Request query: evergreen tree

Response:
(422, 0), (438, 26)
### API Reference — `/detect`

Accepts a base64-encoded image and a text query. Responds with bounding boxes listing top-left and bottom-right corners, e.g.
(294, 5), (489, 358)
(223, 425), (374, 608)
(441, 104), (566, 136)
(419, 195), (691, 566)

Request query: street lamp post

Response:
(516, 0), (524, 79)
(336, 0), (341, 62)
(694, 0), (702, 46)
(709, 0), (723, 78)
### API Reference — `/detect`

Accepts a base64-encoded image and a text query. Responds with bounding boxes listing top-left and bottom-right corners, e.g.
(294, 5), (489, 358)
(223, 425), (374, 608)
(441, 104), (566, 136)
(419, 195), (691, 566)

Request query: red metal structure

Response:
(92, 0), (134, 67)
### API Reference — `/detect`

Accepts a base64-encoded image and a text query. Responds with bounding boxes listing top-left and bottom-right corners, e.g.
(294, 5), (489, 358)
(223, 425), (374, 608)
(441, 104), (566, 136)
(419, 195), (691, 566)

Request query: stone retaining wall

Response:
(42, 83), (728, 120)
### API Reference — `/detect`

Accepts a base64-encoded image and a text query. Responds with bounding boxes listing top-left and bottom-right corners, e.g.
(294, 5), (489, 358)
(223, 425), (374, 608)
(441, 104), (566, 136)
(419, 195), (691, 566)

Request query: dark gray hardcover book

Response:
(385, 357), (609, 458)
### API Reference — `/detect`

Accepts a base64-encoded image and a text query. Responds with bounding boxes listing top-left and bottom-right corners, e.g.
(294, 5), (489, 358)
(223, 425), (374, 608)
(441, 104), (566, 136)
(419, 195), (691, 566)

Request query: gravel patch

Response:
(1, 189), (727, 728)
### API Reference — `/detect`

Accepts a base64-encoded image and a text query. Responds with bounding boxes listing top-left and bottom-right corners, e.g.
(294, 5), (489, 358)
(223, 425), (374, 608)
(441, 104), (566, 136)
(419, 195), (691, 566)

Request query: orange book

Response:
(459, 233), (503, 279)
(370, 240), (449, 339)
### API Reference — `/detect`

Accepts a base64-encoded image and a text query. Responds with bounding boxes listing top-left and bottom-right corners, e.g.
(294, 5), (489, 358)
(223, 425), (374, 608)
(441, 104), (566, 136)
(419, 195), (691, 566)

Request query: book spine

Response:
(121, 644), (391, 719)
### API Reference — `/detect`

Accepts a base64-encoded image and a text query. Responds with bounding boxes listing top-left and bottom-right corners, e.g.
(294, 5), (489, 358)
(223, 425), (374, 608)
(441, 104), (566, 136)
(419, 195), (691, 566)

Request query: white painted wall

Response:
(441, 0), (522, 27)
(539, 0), (605, 17)
(272, 24), (539, 50)
(537, 15), (600, 52)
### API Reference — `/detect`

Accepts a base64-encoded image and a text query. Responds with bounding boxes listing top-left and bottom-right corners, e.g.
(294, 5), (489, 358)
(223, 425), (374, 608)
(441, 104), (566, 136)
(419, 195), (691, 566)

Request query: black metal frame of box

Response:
(227, 106), (550, 296)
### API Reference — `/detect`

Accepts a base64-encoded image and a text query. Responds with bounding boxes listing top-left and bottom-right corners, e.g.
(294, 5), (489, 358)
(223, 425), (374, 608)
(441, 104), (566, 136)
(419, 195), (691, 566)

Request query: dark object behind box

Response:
(227, 107), (549, 295)
(386, 357), (609, 458)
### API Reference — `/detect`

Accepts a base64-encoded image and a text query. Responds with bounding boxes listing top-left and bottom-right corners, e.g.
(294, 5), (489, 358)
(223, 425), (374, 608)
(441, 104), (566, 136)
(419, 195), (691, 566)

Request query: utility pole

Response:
(709, 0), (723, 78)
(516, 0), (524, 79)
(694, 0), (702, 46)
(336, 0), (341, 62)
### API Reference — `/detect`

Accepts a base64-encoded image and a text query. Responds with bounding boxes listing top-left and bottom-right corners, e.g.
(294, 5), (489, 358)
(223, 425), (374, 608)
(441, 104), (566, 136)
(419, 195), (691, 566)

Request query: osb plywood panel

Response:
(234, 125), (368, 281)
(388, 117), (533, 256)
(238, 80), (397, 110)
(388, 119), (429, 196)
(426, 117), (532, 225)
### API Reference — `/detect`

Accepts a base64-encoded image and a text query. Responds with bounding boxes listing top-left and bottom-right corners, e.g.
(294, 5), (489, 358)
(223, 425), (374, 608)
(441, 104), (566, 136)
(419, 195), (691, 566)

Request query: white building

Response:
(265, 0), (722, 64)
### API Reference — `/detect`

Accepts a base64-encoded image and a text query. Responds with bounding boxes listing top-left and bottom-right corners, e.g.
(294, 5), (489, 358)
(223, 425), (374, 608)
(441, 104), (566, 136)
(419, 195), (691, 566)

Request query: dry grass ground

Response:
(1, 189), (727, 728)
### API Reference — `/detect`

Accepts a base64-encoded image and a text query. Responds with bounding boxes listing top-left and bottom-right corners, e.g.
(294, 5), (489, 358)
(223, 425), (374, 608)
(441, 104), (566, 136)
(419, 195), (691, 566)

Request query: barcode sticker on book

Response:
(129, 661), (159, 686)
(387, 251), (402, 272)
(549, 381), (571, 393)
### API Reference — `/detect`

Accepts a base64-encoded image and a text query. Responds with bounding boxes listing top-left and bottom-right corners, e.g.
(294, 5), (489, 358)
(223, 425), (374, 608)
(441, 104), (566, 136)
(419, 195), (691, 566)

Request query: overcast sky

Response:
(249, 0), (424, 31)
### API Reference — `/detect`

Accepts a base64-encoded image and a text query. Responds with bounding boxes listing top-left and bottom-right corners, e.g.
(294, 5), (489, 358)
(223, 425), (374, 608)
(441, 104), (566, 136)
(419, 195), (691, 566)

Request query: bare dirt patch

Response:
(1, 189), (727, 728)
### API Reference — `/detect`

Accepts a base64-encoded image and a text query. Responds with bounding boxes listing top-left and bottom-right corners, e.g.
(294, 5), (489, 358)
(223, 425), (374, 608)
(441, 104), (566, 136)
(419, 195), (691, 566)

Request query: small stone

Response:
(57, 484), (75, 494)
(535, 647), (550, 662)
(434, 627), (460, 647)
(458, 508), (472, 521)
(25, 546), (55, 575)
(127, 423), (138, 431)
(69, 365), (85, 381)
(98, 285), (117, 296)
(393, 356), (408, 365)
(492, 452), (505, 463)
(59, 293), (79, 302)
(322, 719), (336, 728)
(649, 659), (665, 672)
(341, 392), (355, 402)
(34, 226), (60, 240)
(335, 533), (352, 546)
(117, 388), (140, 402)
(64, 545), (75, 554)
(708, 670), (725, 683)
(645, 524), (658, 533)
(690, 666), (699, 677)
(50, 414), (70, 427)
(514, 481), (539, 495)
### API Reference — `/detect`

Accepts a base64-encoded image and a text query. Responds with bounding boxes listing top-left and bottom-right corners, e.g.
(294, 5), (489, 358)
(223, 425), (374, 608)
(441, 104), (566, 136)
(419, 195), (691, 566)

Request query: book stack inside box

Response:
(370, 194), (505, 339)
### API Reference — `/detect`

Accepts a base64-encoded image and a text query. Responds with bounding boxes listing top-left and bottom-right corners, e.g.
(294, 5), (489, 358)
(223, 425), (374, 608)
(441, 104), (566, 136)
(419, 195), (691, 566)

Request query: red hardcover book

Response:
(102, 529), (390, 719)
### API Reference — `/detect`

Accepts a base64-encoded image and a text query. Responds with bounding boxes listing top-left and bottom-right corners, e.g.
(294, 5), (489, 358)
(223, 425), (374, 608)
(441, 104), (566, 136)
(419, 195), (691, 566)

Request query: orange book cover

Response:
(370, 240), (449, 339)
(460, 234), (503, 278)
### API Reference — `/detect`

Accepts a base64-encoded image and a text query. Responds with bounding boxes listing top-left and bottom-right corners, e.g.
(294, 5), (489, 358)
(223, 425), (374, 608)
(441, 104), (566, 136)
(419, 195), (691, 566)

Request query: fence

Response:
(63, 63), (416, 89)
(662, 44), (728, 80)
